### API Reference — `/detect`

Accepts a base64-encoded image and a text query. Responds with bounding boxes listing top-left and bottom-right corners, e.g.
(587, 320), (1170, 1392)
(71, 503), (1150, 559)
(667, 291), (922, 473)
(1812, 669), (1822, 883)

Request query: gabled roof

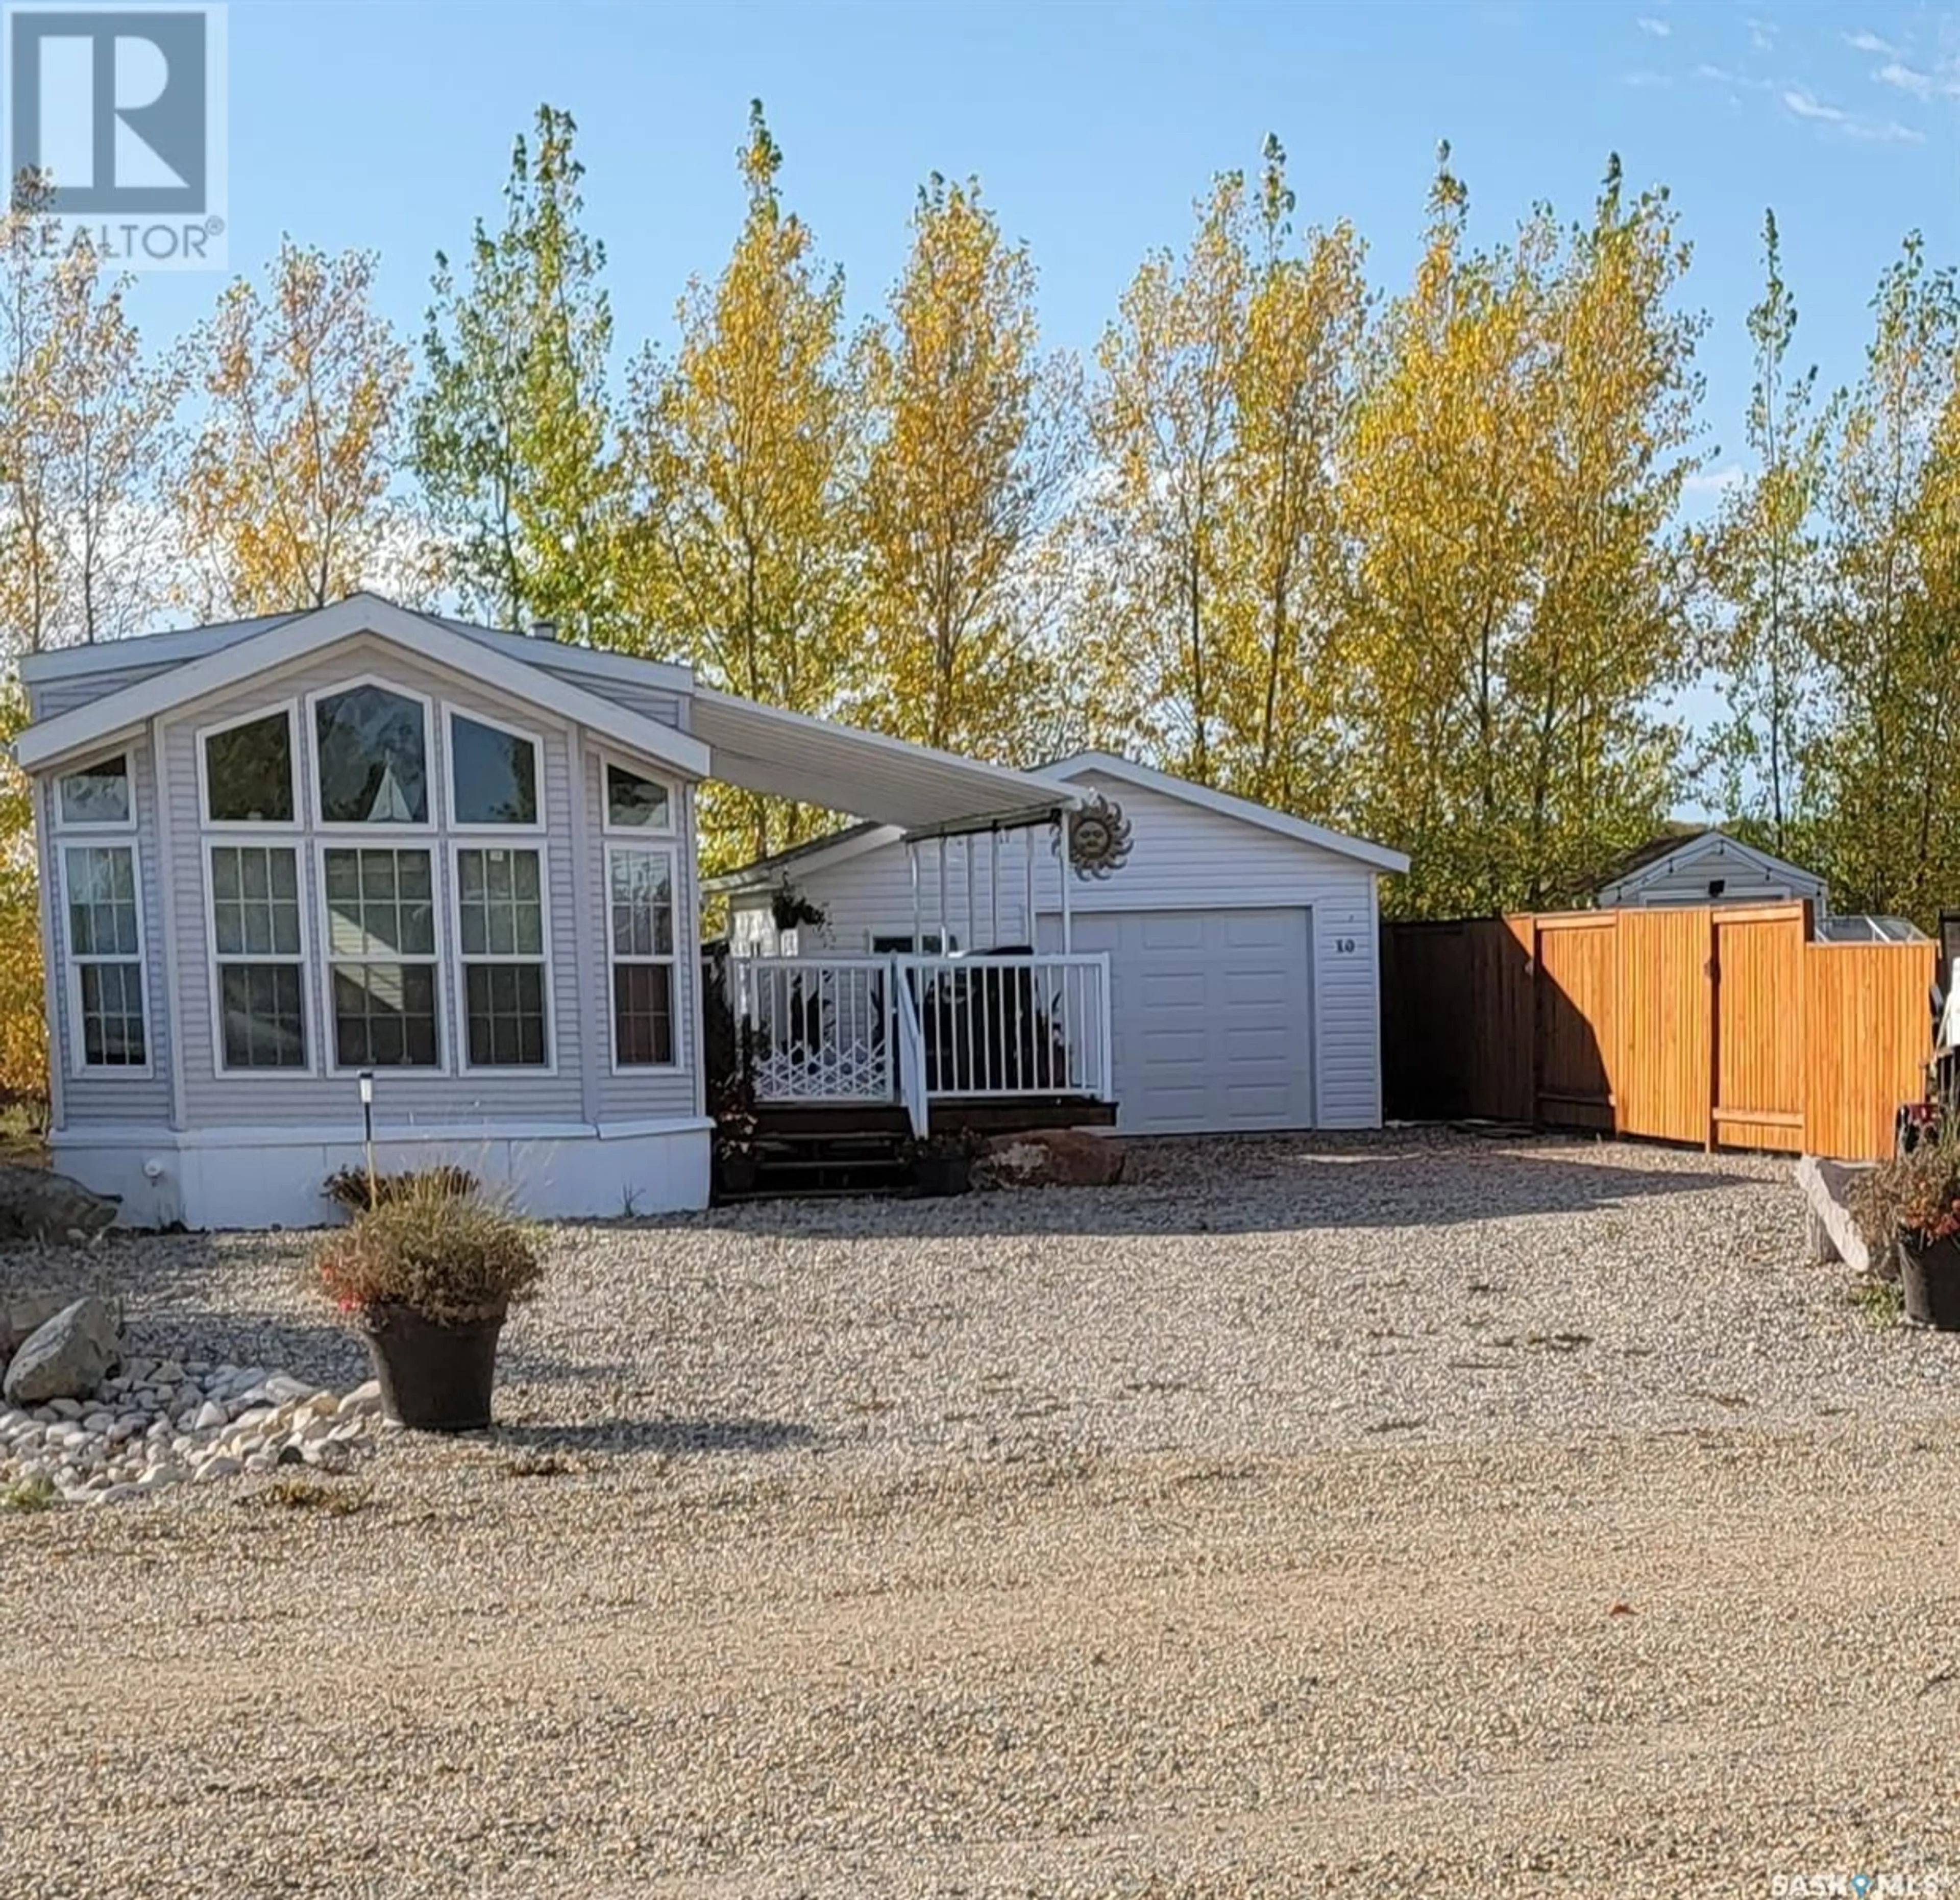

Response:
(708, 750), (1411, 890)
(13, 595), (1092, 833)
(16, 604), (696, 696)
(14, 595), (710, 779)
(1591, 826), (1827, 904)
(1052, 753), (1411, 873)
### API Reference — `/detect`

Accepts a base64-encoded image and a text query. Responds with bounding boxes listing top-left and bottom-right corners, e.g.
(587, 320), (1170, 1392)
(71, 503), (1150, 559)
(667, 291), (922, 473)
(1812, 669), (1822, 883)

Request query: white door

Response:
(1059, 908), (1315, 1134)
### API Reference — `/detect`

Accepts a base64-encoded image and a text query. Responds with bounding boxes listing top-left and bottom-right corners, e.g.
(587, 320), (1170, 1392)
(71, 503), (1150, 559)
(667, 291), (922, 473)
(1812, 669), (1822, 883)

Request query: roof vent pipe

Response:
(528, 618), (557, 642)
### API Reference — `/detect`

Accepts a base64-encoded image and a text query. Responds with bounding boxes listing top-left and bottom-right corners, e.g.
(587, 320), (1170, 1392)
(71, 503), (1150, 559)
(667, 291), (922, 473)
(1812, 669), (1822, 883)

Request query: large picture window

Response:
(314, 683), (428, 825)
(65, 844), (146, 1068)
(450, 712), (539, 827)
(323, 847), (439, 1068)
(607, 846), (675, 1066)
(455, 845), (548, 1067)
(209, 844), (306, 1070)
(203, 710), (294, 824)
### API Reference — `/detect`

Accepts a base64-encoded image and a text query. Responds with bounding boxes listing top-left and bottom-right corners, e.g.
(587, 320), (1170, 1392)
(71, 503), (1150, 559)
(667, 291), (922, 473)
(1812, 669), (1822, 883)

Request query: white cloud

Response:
(1780, 85), (1925, 140)
(1781, 86), (1844, 121)
(1636, 14), (1670, 36)
(1684, 463), (1747, 498)
(1876, 59), (1934, 98)
(1872, 57), (1960, 100)
(1748, 17), (1777, 51)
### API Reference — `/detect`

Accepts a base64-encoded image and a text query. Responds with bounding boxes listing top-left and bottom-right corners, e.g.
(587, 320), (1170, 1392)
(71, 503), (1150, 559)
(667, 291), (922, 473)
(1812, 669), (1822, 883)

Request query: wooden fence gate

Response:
(1381, 903), (1936, 1162)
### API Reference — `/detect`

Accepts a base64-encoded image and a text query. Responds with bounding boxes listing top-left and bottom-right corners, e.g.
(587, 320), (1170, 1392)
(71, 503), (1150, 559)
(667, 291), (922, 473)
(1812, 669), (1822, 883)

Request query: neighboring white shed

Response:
(1591, 829), (1829, 912)
(709, 753), (1409, 1136)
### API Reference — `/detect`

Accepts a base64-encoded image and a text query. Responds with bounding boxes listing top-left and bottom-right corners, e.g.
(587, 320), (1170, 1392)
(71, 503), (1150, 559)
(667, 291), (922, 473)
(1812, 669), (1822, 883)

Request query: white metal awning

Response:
(689, 688), (1078, 829)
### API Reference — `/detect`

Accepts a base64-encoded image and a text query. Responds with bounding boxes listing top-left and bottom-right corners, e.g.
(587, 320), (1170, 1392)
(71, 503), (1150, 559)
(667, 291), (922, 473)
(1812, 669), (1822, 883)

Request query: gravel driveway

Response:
(5, 1129), (1959, 1897)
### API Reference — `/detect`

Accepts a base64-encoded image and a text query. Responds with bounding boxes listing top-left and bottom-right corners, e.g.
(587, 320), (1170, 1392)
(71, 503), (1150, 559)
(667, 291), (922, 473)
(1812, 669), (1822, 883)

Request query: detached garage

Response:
(711, 754), (1409, 1134)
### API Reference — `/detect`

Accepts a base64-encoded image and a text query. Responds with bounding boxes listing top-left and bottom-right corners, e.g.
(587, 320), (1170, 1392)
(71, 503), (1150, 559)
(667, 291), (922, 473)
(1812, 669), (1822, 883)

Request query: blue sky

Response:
(124, 0), (1954, 498)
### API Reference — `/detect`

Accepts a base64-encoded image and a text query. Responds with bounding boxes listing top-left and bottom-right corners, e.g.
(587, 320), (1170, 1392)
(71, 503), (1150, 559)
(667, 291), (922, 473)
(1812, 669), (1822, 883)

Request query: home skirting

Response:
(48, 1118), (714, 1230)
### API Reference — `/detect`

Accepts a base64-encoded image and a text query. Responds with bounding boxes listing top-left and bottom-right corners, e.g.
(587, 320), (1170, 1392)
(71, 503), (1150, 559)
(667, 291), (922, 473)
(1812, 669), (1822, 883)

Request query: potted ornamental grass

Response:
(1854, 1127), (1960, 1330)
(312, 1170), (544, 1429)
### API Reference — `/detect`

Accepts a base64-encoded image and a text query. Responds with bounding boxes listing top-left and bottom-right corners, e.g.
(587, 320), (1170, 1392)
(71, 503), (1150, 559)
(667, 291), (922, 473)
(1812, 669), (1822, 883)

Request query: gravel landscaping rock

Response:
(0, 1129), (1955, 1896)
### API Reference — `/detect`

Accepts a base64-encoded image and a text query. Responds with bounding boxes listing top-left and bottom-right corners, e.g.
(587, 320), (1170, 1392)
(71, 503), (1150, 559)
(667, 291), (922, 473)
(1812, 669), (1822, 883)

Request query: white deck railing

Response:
(729, 957), (892, 1103)
(728, 952), (1113, 1119)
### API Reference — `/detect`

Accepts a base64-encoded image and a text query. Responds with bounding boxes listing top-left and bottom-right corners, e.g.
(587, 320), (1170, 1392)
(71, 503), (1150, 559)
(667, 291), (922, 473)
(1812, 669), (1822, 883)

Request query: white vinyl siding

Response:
(1600, 834), (1826, 910)
(157, 639), (592, 1127)
(761, 769), (1386, 1131)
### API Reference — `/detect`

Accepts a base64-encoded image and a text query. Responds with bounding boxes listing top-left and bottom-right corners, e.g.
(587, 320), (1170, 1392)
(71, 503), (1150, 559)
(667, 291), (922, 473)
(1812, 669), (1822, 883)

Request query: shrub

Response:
(312, 1176), (544, 1325)
(1853, 1128), (1960, 1249)
(323, 1163), (479, 1213)
(0, 1471), (56, 1514)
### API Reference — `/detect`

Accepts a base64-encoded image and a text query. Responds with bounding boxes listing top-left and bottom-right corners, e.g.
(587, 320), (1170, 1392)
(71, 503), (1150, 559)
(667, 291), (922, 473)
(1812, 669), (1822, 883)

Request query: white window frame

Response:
(604, 841), (680, 1073)
(205, 836), (315, 1079)
(448, 838), (555, 1077)
(195, 699), (302, 832)
(305, 675), (436, 832)
(60, 838), (151, 1078)
(597, 750), (677, 837)
(445, 704), (546, 835)
(54, 748), (137, 834)
(316, 839), (447, 1077)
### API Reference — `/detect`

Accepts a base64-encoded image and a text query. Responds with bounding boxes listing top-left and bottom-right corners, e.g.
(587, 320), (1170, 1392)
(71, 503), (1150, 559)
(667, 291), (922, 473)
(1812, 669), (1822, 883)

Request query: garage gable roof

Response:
(1050, 753), (1411, 874)
(13, 594), (711, 780)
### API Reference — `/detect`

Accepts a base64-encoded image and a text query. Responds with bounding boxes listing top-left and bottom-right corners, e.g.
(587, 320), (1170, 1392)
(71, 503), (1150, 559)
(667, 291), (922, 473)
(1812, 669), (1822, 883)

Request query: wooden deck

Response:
(754, 1095), (1118, 1139)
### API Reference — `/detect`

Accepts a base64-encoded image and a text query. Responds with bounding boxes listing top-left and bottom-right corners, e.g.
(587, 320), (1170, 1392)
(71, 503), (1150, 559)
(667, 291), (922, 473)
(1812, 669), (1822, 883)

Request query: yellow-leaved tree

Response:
(623, 103), (863, 864)
(1213, 137), (1367, 810)
(1345, 150), (1701, 913)
(180, 240), (419, 617)
(855, 175), (1079, 760)
(1803, 235), (1960, 920)
(1079, 170), (1248, 781)
(0, 683), (46, 1119)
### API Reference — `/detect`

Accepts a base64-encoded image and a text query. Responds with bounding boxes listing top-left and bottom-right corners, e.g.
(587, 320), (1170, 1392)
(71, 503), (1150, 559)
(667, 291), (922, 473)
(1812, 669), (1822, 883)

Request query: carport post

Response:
(1057, 814), (1073, 953)
(908, 841), (921, 954)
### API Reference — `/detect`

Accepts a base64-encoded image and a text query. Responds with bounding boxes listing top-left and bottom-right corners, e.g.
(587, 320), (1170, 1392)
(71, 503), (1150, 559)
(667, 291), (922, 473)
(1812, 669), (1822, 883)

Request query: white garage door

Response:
(1065, 908), (1314, 1134)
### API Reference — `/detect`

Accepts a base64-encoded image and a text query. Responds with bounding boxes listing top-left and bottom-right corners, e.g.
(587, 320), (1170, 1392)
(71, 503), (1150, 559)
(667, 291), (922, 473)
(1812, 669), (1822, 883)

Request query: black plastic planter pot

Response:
(912, 1154), (971, 1198)
(361, 1301), (505, 1430)
(1898, 1235), (1960, 1330)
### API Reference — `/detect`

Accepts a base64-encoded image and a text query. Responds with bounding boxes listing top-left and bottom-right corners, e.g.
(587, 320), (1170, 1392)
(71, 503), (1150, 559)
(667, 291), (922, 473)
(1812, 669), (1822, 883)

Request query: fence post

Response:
(1704, 907), (1719, 1154)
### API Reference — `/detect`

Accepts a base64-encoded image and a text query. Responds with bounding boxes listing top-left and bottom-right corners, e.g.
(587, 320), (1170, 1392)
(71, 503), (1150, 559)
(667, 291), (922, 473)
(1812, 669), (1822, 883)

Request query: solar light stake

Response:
(359, 1071), (376, 1208)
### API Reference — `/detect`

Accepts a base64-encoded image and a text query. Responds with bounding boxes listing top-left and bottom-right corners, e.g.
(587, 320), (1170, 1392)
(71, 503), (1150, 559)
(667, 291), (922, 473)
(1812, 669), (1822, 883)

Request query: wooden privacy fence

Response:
(1381, 903), (1938, 1162)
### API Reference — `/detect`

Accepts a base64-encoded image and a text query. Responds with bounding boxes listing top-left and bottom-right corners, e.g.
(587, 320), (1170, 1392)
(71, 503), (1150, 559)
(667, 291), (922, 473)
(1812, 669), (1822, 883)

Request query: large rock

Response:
(1795, 1155), (1876, 1277)
(986, 1128), (1126, 1189)
(0, 1164), (119, 1243)
(3, 1296), (120, 1406)
(0, 1292), (73, 1359)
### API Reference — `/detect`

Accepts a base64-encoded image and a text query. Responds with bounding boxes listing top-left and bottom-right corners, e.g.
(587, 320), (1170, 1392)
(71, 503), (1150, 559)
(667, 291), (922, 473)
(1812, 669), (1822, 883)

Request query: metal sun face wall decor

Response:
(1066, 797), (1133, 880)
